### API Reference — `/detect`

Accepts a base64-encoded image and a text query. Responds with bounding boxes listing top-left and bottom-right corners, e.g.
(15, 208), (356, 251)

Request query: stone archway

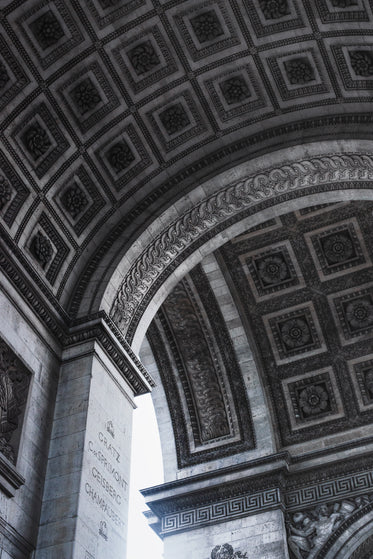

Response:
(93, 140), (373, 352)
(317, 506), (373, 559)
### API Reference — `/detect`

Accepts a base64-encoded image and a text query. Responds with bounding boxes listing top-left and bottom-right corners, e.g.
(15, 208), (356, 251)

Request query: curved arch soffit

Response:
(100, 139), (373, 352)
(319, 506), (373, 559)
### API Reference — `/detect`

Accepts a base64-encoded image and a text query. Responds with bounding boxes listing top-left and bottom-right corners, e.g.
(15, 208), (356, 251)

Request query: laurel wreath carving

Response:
(110, 154), (373, 333)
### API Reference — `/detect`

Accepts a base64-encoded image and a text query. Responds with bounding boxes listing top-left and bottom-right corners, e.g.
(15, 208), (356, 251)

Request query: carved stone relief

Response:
(287, 494), (373, 559)
(0, 338), (31, 464)
(147, 265), (254, 466)
(217, 201), (373, 446)
(111, 154), (373, 338)
(211, 543), (247, 559)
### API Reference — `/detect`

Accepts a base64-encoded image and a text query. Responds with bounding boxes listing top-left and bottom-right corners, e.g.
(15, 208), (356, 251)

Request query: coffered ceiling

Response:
(1, 0), (373, 328)
(148, 202), (373, 463)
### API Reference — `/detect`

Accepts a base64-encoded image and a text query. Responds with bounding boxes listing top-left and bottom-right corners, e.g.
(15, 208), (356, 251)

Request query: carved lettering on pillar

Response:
(287, 495), (373, 559)
(211, 543), (247, 558)
(84, 421), (128, 535)
(0, 337), (31, 464)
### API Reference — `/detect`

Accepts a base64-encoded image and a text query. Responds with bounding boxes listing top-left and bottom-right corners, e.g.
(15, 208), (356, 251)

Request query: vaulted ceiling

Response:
(1, 0), (373, 336)
(147, 201), (373, 469)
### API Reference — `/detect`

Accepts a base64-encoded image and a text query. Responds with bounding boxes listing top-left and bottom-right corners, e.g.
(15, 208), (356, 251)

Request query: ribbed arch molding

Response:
(98, 140), (373, 351)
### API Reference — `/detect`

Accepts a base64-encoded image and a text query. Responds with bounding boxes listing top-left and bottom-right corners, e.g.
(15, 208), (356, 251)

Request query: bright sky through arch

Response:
(127, 393), (164, 559)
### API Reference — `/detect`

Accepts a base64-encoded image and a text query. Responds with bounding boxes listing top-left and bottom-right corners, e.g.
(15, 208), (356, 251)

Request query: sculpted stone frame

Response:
(88, 139), (373, 351)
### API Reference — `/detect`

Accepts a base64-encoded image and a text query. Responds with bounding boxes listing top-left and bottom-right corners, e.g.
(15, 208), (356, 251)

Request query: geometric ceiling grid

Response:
(1, 0), (373, 317)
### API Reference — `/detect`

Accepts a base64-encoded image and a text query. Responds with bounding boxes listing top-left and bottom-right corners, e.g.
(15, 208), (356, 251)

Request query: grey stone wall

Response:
(0, 281), (60, 557)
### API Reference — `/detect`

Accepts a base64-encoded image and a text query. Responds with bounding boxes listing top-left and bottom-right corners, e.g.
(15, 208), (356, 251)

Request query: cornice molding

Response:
(0, 241), (153, 394)
(0, 455), (25, 498)
(0, 516), (34, 556)
(143, 452), (373, 536)
(110, 153), (373, 339)
(67, 314), (154, 394)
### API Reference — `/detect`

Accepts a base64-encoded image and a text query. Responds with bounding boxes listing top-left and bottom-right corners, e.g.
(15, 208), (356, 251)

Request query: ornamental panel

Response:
(261, 42), (334, 107)
(0, 337), (31, 465)
(263, 303), (327, 365)
(147, 266), (255, 467)
(200, 59), (273, 127)
(239, 240), (305, 301)
(0, 34), (30, 114)
(328, 37), (373, 97)
(348, 355), (373, 412)
(243, 0), (306, 43)
(54, 58), (122, 137)
(10, 101), (70, 180)
(142, 87), (211, 157)
(12, 0), (87, 76)
(304, 218), (371, 281)
(314, 0), (371, 27)
(25, 212), (70, 285)
(329, 283), (373, 345)
(282, 367), (344, 431)
(54, 164), (106, 237)
(167, 0), (246, 70)
(0, 150), (29, 229)
(91, 120), (153, 193)
(84, 0), (149, 31)
(109, 22), (182, 99)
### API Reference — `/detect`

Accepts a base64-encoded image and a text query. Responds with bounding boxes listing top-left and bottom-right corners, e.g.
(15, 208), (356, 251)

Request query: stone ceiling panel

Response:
(217, 201), (373, 448)
(0, 0), (373, 322)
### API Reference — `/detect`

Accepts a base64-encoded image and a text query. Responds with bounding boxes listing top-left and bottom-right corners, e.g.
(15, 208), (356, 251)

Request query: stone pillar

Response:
(35, 318), (153, 559)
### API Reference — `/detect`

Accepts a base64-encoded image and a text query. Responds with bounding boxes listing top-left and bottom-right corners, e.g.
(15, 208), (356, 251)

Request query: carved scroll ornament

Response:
(110, 154), (373, 336)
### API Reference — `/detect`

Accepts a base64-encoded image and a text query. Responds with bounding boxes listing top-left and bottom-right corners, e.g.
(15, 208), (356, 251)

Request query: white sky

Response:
(126, 394), (164, 559)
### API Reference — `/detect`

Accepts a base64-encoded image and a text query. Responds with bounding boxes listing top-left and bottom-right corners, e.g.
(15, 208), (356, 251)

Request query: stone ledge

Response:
(0, 515), (34, 558)
(0, 454), (25, 497)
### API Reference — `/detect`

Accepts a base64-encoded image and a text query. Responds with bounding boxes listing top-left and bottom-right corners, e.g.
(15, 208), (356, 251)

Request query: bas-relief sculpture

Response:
(0, 339), (30, 464)
(210, 543), (247, 559)
(287, 495), (373, 559)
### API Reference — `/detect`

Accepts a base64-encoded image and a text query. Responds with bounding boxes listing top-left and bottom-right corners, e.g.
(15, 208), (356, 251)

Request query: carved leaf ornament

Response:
(211, 543), (247, 559)
(111, 154), (373, 334)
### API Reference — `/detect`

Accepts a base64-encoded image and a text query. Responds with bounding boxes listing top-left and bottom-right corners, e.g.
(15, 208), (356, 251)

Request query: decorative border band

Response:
(162, 488), (281, 534)
(110, 153), (373, 338)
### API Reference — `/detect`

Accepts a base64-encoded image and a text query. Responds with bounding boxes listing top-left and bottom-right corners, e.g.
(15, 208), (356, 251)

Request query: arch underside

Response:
(1, 0), (373, 347)
(2, 2), (373, 558)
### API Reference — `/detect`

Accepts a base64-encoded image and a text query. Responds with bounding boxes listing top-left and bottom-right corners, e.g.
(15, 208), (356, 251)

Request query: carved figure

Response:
(0, 341), (31, 463)
(211, 543), (247, 559)
(0, 361), (19, 435)
(289, 504), (342, 559)
(288, 494), (373, 558)
(288, 513), (313, 559)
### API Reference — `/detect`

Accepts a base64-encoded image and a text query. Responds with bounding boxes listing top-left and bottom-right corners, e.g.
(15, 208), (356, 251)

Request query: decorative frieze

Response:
(287, 495), (373, 559)
(161, 488), (281, 534)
